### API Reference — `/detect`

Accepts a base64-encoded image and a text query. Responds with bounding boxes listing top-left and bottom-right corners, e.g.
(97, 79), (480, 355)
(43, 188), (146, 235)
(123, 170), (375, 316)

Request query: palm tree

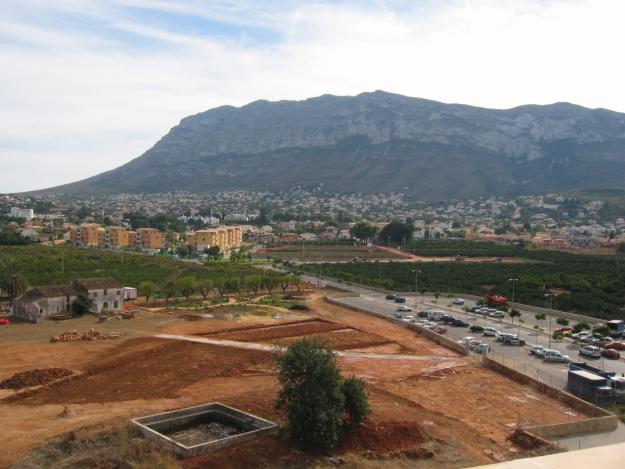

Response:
(0, 258), (28, 302)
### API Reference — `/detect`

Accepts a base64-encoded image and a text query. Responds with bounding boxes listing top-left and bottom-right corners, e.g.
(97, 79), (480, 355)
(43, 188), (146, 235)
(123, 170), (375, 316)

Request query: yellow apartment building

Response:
(136, 228), (165, 250)
(105, 226), (129, 248)
(79, 223), (102, 246)
(186, 225), (243, 252)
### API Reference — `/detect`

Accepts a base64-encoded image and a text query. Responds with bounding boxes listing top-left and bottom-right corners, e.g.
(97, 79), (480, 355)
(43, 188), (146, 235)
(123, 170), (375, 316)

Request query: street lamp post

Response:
(508, 278), (519, 304)
(545, 293), (555, 349)
(412, 269), (420, 309)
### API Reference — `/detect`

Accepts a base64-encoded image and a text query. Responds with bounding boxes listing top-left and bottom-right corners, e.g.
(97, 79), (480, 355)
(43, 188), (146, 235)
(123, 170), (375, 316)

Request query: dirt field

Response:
(254, 244), (406, 261)
(0, 289), (591, 468)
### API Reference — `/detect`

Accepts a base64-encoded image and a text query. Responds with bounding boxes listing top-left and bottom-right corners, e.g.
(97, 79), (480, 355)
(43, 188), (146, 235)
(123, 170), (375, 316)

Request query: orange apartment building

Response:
(105, 226), (130, 248)
(69, 223), (102, 246)
(186, 225), (243, 252)
(69, 224), (164, 250)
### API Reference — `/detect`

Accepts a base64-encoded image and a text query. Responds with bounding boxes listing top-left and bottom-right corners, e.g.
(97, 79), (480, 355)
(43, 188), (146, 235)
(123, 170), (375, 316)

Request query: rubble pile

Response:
(51, 328), (107, 343)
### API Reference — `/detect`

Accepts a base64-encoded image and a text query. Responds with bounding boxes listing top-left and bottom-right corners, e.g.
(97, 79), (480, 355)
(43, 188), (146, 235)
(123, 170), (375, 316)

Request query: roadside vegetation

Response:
(297, 242), (625, 319)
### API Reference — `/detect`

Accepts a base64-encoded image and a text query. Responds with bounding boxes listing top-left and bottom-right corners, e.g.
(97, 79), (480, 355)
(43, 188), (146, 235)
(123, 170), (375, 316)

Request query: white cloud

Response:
(1, 0), (624, 192)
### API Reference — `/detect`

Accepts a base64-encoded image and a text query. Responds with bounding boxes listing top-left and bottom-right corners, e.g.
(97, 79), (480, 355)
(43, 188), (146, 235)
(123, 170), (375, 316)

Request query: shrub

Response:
(342, 376), (370, 425)
(556, 317), (570, 326)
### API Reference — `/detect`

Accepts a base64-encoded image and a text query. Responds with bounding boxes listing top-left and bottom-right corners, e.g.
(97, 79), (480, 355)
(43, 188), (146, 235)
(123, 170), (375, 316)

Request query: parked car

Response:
(604, 341), (625, 351)
(601, 348), (620, 359)
(451, 319), (469, 327)
(468, 339), (482, 350)
(402, 315), (416, 322)
(554, 326), (572, 335)
(483, 327), (498, 337)
(497, 333), (515, 342)
(529, 345), (545, 357)
(393, 312), (403, 319)
(579, 345), (602, 358)
(0, 318), (9, 325)
(489, 311), (506, 318)
(474, 343), (490, 354)
(417, 311), (429, 318)
(385, 294), (396, 300)
(468, 306), (481, 313)
(543, 350), (570, 363)
(394, 297), (407, 303)
(433, 325), (447, 335)
(397, 305), (413, 312)
(452, 298), (465, 305)
(470, 325), (485, 333)
(427, 310), (445, 321)
(503, 336), (526, 346)
(462, 336), (475, 345)
(441, 315), (456, 323)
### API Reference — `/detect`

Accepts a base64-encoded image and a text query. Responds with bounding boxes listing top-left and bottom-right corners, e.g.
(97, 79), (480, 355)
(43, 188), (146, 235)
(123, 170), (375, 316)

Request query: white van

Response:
(428, 310), (445, 321)
(543, 349), (570, 363)
(579, 345), (601, 358)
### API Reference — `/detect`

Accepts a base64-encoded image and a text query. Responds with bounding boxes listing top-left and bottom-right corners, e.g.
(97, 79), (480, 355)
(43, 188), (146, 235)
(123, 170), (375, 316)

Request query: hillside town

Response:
(3, 190), (625, 252)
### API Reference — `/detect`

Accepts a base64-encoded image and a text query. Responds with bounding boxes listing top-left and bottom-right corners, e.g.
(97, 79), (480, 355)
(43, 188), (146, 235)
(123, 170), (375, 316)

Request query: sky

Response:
(1, 0), (625, 193)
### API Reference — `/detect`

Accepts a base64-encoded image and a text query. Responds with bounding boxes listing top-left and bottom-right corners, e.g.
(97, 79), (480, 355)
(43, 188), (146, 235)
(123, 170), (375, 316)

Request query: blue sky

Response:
(1, 0), (624, 193)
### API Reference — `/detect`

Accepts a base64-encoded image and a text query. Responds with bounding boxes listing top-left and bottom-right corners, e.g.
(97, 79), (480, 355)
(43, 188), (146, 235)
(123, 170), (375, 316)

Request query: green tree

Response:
(572, 322), (591, 333)
(245, 274), (262, 296)
(197, 278), (214, 300)
(280, 275), (294, 294)
(509, 309), (521, 325)
(342, 376), (370, 425)
(276, 339), (345, 451)
(72, 292), (93, 315)
(263, 275), (279, 296)
(556, 317), (570, 326)
(593, 325), (611, 337)
(213, 276), (227, 299)
(138, 280), (156, 304)
(177, 276), (197, 302)
(378, 221), (414, 245)
(0, 258), (28, 301)
(224, 277), (240, 296)
(617, 242), (625, 254)
(349, 221), (378, 244)
(161, 278), (179, 305)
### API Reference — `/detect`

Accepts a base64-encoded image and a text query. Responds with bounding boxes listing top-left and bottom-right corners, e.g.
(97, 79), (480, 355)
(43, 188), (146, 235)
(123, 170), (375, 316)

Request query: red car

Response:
(554, 327), (572, 335)
(604, 341), (625, 351)
(601, 348), (621, 359)
(0, 318), (9, 326)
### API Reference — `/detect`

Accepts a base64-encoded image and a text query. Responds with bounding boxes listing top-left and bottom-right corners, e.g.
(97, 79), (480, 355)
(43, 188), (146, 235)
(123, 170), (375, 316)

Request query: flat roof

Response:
(569, 369), (605, 381)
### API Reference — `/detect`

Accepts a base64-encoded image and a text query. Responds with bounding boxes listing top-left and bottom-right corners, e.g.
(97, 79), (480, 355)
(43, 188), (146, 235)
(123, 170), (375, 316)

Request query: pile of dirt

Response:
(338, 420), (427, 455)
(0, 368), (74, 390)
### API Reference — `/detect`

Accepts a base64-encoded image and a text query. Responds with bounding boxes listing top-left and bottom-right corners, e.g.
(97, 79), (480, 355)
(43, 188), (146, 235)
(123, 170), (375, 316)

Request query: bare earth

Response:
(0, 291), (587, 468)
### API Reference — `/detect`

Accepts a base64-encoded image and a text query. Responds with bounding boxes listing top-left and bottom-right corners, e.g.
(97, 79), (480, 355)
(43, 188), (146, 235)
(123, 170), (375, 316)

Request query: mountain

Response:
(36, 91), (625, 199)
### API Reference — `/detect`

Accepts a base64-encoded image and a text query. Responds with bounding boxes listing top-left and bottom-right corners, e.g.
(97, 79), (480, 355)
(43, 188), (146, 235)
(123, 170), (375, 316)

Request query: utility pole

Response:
(508, 278), (518, 303)
(412, 269), (421, 308)
(61, 252), (64, 274)
(545, 293), (555, 349)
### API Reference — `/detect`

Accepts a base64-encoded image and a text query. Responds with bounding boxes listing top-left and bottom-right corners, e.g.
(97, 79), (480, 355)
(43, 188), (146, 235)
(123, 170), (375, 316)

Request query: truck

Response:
(485, 294), (508, 307)
(606, 320), (625, 338)
(567, 362), (625, 404)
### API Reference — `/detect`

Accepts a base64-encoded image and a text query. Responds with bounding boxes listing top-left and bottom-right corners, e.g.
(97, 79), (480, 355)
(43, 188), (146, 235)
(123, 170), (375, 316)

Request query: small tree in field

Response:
(342, 376), (370, 425)
(177, 276), (197, 303)
(138, 280), (156, 304)
(276, 340), (370, 452)
(509, 309), (521, 325)
(72, 292), (93, 315)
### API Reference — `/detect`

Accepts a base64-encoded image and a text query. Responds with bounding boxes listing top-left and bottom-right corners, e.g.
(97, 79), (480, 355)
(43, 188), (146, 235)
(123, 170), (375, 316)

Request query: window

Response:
(117, 290), (121, 295)
(104, 289), (108, 295)
(114, 300), (119, 308)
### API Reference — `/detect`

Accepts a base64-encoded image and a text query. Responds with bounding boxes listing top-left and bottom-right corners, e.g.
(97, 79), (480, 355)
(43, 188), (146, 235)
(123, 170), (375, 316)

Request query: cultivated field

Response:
(254, 244), (407, 262)
(0, 290), (592, 468)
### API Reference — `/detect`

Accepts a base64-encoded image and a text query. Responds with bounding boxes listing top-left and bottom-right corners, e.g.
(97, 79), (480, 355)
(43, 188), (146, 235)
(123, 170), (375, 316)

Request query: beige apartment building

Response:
(105, 226), (129, 248)
(186, 225), (243, 252)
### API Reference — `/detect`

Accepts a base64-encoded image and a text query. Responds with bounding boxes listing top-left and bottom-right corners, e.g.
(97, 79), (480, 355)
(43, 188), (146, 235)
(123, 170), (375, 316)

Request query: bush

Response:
(342, 376), (370, 425)
(72, 293), (93, 315)
(556, 317), (570, 326)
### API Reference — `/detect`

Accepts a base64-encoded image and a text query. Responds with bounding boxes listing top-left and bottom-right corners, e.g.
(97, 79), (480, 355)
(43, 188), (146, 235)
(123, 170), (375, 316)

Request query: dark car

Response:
(441, 315), (456, 323)
(385, 294), (396, 300)
(394, 297), (407, 303)
(601, 348), (621, 359)
(451, 319), (469, 327)
(468, 306), (481, 313)
(417, 311), (429, 318)
(470, 325), (485, 333)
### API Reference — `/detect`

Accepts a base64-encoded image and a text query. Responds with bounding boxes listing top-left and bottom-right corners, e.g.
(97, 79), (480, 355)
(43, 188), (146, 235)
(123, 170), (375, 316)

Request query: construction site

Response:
(0, 286), (612, 468)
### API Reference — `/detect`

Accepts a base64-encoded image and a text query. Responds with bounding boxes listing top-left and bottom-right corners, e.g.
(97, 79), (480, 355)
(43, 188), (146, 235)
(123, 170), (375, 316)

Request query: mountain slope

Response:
(36, 91), (625, 199)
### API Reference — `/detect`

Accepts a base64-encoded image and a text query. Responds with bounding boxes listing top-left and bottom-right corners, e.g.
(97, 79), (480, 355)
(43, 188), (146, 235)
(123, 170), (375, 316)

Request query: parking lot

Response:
(334, 292), (625, 391)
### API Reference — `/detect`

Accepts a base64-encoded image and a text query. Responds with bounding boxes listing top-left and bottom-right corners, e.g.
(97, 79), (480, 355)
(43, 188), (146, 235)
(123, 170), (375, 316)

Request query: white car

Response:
(489, 311), (505, 318)
(483, 327), (499, 337)
(529, 345), (545, 357)
(462, 336), (475, 345)
(452, 298), (465, 305)
(543, 350), (570, 363)
(579, 345), (601, 358)
(397, 306), (414, 312)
